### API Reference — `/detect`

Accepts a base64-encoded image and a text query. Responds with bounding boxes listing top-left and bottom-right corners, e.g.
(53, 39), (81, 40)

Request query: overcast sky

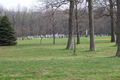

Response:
(0, 0), (37, 9)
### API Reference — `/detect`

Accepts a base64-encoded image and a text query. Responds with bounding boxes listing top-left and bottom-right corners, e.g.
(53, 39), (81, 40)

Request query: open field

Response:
(0, 36), (120, 80)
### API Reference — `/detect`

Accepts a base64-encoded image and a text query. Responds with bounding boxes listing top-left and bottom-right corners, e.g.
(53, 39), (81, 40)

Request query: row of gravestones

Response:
(18, 37), (32, 40)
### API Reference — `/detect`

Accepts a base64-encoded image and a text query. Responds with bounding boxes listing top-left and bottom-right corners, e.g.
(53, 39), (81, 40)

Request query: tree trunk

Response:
(30, 23), (33, 36)
(75, 2), (80, 44)
(74, 36), (76, 55)
(116, 0), (118, 45)
(51, 7), (56, 44)
(40, 37), (43, 44)
(116, 0), (120, 57)
(88, 0), (95, 51)
(116, 21), (118, 45)
(53, 24), (55, 44)
(66, 0), (74, 49)
(109, 0), (115, 42)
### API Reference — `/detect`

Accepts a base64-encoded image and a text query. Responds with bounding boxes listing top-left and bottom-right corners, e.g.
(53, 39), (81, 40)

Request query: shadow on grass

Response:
(82, 50), (96, 52)
(17, 43), (55, 47)
(84, 50), (91, 52)
(110, 45), (117, 47)
(60, 48), (74, 51)
(105, 56), (116, 58)
(17, 44), (41, 47)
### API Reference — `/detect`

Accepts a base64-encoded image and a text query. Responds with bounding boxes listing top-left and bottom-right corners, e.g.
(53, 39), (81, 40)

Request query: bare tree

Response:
(0, 4), (5, 16)
(96, 0), (116, 42)
(15, 5), (21, 36)
(48, 7), (57, 44)
(28, 8), (36, 36)
(21, 7), (28, 36)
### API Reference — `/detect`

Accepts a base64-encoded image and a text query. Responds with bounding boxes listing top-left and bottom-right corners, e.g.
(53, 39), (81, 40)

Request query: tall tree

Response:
(88, 0), (96, 51)
(66, 0), (74, 49)
(115, 0), (120, 57)
(0, 15), (17, 46)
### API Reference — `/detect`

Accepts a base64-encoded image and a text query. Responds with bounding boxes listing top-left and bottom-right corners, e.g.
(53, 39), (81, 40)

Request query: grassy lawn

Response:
(0, 36), (120, 80)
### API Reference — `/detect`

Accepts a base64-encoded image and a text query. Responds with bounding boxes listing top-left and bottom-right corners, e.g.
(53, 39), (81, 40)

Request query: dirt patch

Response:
(11, 73), (20, 76)
(0, 46), (4, 50)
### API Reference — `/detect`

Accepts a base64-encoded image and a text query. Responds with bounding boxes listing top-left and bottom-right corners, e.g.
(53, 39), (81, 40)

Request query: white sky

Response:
(0, 0), (37, 9)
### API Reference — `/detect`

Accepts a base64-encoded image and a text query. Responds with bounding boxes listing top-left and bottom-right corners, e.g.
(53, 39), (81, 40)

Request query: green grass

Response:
(0, 36), (120, 80)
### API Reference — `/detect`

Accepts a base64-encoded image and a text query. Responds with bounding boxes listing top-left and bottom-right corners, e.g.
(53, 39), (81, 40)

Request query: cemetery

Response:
(0, 0), (120, 80)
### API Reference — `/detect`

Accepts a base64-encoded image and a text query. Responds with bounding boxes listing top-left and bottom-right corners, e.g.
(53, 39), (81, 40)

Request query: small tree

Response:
(0, 15), (17, 46)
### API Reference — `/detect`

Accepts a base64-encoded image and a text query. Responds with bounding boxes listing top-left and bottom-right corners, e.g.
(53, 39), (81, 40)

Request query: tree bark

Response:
(66, 0), (74, 49)
(116, 0), (120, 57)
(115, 0), (118, 45)
(74, 36), (76, 55)
(88, 0), (95, 51)
(116, 21), (118, 45)
(50, 7), (56, 44)
(75, 2), (80, 44)
(109, 0), (115, 42)
(53, 24), (55, 44)
(40, 37), (43, 44)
